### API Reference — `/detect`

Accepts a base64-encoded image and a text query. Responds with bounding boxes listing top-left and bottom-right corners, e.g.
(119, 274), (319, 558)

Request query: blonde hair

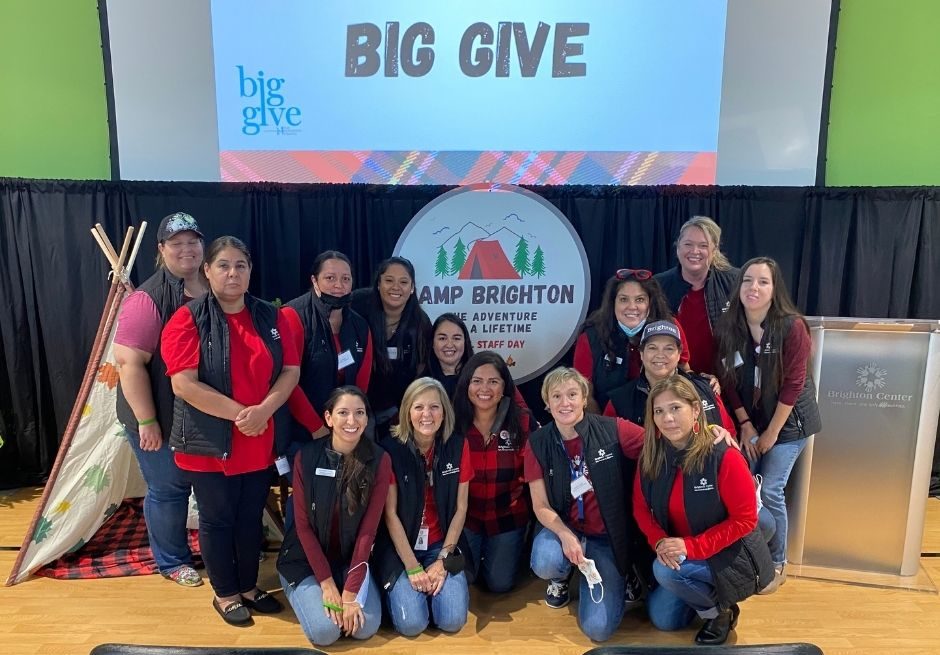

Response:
(639, 376), (716, 479)
(678, 216), (732, 271)
(393, 377), (455, 445)
(540, 367), (590, 407)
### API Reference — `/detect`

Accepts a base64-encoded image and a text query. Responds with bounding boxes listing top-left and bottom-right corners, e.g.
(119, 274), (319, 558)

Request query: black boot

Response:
(694, 603), (739, 645)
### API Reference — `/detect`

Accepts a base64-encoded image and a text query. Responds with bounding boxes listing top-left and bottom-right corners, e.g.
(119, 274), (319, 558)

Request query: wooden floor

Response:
(2, 488), (940, 655)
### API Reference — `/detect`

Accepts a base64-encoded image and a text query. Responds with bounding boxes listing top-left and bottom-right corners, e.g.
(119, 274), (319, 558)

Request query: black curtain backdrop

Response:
(2, 179), (938, 484)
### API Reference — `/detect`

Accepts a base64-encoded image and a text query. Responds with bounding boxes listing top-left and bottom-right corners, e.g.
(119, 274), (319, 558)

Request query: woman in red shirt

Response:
(162, 236), (300, 626)
(633, 376), (772, 646)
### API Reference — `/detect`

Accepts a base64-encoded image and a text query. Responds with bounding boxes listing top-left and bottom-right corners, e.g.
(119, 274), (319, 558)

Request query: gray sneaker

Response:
(757, 563), (786, 595)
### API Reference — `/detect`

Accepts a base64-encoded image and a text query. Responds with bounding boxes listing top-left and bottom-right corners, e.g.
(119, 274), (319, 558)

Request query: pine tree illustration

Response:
(449, 238), (467, 275)
(434, 245), (449, 278)
(513, 237), (531, 276)
(530, 246), (546, 278)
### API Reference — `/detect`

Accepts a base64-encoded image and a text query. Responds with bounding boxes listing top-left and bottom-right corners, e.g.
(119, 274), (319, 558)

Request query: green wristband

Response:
(138, 417), (157, 426)
(406, 565), (425, 575)
(322, 601), (344, 612)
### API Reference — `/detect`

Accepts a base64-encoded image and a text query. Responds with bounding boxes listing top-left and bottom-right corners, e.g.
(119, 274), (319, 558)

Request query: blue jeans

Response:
(386, 543), (469, 636)
(187, 468), (270, 597)
(758, 506), (777, 544)
(464, 525), (527, 593)
(649, 559), (719, 627)
(123, 426), (193, 574)
(752, 439), (807, 564)
(280, 570), (382, 647)
(529, 528), (626, 642)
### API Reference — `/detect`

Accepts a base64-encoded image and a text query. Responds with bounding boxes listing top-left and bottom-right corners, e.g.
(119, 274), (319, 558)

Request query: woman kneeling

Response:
(277, 387), (391, 646)
(374, 377), (473, 636)
(633, 377), (773, 646)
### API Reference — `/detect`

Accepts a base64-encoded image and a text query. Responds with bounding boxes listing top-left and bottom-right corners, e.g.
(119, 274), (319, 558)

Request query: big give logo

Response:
(395, 184), (590, 383)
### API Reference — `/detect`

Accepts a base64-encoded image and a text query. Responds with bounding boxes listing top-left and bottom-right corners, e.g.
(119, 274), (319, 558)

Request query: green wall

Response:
(824, 0), (940, 185)
(0, 1), (937, 185)
(0, 0), (110, 180)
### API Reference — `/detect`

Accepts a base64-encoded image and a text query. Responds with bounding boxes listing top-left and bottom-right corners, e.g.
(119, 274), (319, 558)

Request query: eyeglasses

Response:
(615, 268), (653, 281)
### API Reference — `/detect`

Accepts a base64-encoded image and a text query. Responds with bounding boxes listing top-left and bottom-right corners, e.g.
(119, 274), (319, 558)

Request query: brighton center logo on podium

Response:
(395, 183), (590, 383)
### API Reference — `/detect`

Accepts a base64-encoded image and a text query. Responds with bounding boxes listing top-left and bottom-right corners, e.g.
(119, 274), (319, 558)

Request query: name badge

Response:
(604, 354), (624, 365)
(570, 475), (593, 498)
(415, 526), (430, 551)
(315, 467), (336, 478)
(337, 349), (355, 370)
(275, 456), (291, 476)
(387, 346), (399, 360)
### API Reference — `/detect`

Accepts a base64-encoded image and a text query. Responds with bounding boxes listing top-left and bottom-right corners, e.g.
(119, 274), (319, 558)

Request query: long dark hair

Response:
(323, 386), (375, 515)
(363, 257), (431, 376)
(453, 351), (523, 442)
(583, 271), (674, 362)
(715, 257), (809, 402)
(427, 312), (474, 379)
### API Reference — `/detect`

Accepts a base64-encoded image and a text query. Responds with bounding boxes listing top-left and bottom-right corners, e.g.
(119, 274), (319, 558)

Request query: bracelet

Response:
(138, 417), (157, 426)
(655, 538), (665, 550)
(406, 565), (425, 575)
(739, 418), (753, 426)
(322, 601), (344, 612)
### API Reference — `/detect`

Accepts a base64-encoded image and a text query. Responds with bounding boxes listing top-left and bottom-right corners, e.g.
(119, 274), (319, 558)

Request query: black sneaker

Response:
(545, 578), (570, 608)
(624, 570), (645, 611)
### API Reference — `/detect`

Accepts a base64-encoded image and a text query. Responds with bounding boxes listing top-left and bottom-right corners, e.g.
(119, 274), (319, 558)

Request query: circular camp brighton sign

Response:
(394, 183), (591, 383)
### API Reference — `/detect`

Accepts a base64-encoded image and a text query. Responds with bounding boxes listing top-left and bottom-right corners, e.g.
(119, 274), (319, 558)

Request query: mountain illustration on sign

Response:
(432, 218), (547, 280)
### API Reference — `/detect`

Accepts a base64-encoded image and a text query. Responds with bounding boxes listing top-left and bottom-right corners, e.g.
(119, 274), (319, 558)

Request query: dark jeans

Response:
(187, 467), (271, 597)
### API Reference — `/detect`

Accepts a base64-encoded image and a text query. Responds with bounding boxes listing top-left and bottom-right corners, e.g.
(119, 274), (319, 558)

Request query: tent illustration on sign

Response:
(433, 217), (546, 281)
(459, 240), (520, 280)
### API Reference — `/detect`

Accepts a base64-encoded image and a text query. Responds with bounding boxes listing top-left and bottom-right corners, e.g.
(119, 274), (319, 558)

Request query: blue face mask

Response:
(618, 319), (646, 338)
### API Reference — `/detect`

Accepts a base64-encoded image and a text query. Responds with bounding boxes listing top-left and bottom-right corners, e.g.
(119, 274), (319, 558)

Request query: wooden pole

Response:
(124, 221), (148, 280)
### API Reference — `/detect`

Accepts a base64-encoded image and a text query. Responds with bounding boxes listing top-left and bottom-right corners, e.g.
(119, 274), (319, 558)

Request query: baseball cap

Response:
(157, 212), (204, 242)
(640, 320), (682, 347)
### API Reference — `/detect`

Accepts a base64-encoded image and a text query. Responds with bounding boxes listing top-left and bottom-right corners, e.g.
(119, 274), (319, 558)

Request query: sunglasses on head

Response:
(615, 268), (653, 281)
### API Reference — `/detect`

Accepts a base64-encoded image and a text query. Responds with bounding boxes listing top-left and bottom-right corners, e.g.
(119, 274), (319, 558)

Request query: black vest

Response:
(285, 292), (370, 439)
(639, 442), (774, 608)
(608, 371), (725, 428)
(168, 293), (283, 458)
(584, 325), (637, 410)
(528, 414), (636, 577)
(115, 267), (192, 433)
(655, 265), (741, 331)
(277, 436), (385, 588)
(372, 434), (475, 590)
(738, 317), (822, 443)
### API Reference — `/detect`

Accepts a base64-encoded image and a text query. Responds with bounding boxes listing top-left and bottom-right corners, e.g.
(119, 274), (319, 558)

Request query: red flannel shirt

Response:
(464, 411), (531, 536)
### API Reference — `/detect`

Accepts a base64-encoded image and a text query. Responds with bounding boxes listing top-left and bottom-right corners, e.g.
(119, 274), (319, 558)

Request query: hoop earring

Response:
(692, 419), (702, 436)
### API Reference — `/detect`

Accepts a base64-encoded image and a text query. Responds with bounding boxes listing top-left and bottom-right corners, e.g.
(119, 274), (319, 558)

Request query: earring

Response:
(692, 419), (702, 436)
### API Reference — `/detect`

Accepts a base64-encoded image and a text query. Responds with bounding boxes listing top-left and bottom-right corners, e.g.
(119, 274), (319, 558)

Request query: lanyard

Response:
(556, 435), (587, 522)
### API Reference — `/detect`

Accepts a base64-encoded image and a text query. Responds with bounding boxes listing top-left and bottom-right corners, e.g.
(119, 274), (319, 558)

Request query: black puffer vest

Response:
(640, 442), (774, 608)
(277, 437), (384, 587)
(116, 267), (193, 433)
(168, 293), (283, 458)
